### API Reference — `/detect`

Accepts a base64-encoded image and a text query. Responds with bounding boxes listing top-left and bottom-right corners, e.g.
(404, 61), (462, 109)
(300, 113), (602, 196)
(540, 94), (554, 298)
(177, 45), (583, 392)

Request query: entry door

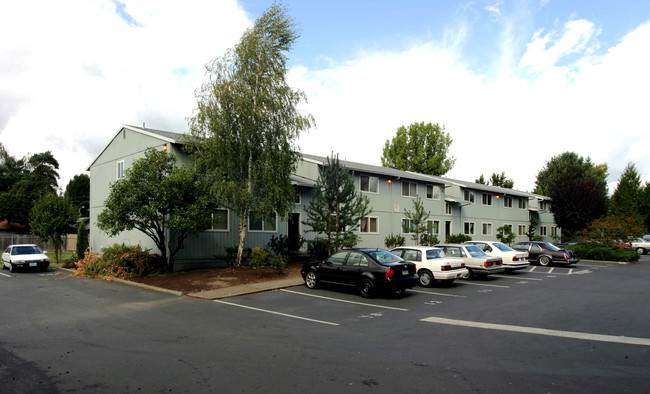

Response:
(445, 221), (452, 241)
(288, 213), (300, 240)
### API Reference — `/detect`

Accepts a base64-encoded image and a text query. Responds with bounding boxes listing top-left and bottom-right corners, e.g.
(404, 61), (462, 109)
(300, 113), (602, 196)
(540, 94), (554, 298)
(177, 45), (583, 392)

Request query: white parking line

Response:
(214, 299), (339, 326)
(409, 289), (467, 298)
(492, 274), (543, 281)
(421, 317), (650, 347)
(0, 272), (11, 277)
(459, 281), (510, 289)
(280, 289), (409, 311)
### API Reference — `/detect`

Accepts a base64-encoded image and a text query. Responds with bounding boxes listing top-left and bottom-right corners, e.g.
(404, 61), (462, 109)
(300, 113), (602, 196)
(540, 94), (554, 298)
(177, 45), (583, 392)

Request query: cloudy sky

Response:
(1, 0), (649, 193)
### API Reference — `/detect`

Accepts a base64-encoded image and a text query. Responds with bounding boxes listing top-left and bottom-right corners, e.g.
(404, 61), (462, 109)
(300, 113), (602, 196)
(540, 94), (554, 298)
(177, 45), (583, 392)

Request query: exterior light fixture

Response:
(387, 179), (393, 184)
(163, 144), (168, 151)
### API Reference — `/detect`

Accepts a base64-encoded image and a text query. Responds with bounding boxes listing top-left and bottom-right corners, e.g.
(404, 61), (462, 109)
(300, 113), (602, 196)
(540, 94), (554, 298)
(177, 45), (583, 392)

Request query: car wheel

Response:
(358, 278), (375, 298)
(538, 255), (551, 266)
(461, 269), (472, 280)
(9, 263), (15, 273)
(636, 247), (646, 255)
(418, 269), (434, 288)
(304, 271), (318, 289)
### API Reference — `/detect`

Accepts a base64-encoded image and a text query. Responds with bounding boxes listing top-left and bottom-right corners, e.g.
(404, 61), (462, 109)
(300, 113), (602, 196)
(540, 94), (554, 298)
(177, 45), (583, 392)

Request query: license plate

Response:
(29, 262), (37, 267)
(402, 270), (409, 276)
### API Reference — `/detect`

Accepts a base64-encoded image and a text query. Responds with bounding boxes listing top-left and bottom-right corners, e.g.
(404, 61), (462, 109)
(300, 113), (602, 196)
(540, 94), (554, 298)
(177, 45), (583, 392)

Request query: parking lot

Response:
(1, 257), (649, 393)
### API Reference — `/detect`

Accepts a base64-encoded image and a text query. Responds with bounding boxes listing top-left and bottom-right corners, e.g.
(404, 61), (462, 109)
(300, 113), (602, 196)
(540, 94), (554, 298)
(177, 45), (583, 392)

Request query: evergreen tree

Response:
(304, 154), (371, 256)
(610, 163), (643, 224)
(402, 196), (430, 245)
(76, 220), (89, 261)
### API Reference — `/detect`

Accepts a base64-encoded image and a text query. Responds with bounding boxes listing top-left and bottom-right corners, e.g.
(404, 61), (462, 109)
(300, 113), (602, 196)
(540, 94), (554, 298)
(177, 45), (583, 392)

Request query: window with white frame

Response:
(249, 213), (277, 232)
(210, 209), (229, 231)
(360, 217), (378, 233)
(464, 222), (475, 235)
(427, 220), (440, 235)
(503, 196), (513, 208)
(360, 175), (378, 193)
(445, 202), (453, 215)
(551, 226), (558, 237)
(402, 181), (417, 197)
(294, 186), (302, 204)
(518, 198), (527, 209)
(540, 201), (547, 210)
(503, 223), (513, 232)
(116, 161), (125, 179)
(401, 218), (414, 234)
(518, 224), (527, 235)
(463, 190), (474, 203)
(426, 184), (441, 200)
(482, 193), (492, 206)
(482, 223), (492, 236)
(540, 226), (547, 236)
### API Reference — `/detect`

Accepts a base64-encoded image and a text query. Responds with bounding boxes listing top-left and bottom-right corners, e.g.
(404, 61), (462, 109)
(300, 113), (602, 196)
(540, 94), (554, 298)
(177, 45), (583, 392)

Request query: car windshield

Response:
(544, 242), (561, 251)
(366, 250), (403, 264)
(494, 242), (514, 252)
(426, 249), (446, 259)
(12, 246), (42, 255)
(465, 245), (487, 258)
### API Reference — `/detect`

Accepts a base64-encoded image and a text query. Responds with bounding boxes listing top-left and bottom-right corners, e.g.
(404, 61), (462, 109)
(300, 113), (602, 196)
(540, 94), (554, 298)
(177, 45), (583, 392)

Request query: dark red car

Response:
(512, 241), (579, 266)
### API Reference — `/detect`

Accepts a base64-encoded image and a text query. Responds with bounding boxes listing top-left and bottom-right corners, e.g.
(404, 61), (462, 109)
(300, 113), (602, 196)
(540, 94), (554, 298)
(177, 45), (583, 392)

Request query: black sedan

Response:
(301, 248), (418, 298)
(512, 241), (579, 266)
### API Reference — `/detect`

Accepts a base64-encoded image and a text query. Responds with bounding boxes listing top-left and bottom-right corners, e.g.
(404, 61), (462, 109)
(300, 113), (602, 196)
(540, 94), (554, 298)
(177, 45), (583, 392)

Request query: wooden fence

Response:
(0, 234), (77, 253)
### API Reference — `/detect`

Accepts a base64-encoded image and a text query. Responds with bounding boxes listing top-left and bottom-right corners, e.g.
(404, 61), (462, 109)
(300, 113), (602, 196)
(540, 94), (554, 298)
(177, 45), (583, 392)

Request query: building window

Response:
(518, 198), (528, 209)
(518, 225), (527, 236)
(482, 223), (492, 236)
(249, 213), (277, 232)
(482, 194), (492, 206)
(540, 226), (547, 236)
(540, 201), (547, 210)
(427, 220), (440, 235)
(402, 181), (417, 197)
(551, 226), (558, 237)
(210, 209), (229, 231)
(360, 175), (378, 193)
(401, 218), (414, 234)
(445, 203), (453, 215)
(426, 185), (441, 200)
(503, 196), (513, 208)
(294, 187), (302, 204)
(464, 222), (475, 235)
(116, 161), (125, 179)
(360, 217), (378, 233)
(463, 190), (474, 203)
(503, 223), (513, 233)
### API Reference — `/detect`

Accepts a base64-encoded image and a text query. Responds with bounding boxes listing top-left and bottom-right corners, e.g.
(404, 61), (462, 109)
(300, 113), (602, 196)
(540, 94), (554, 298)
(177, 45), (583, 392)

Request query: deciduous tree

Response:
(402, 196), (430, 245)
(381, 122), (455, 176)
(186, 4), (313, 266)
(65, 174), (90, 219)
(97, 149), (214, 272)
(30, 193), (76, 264)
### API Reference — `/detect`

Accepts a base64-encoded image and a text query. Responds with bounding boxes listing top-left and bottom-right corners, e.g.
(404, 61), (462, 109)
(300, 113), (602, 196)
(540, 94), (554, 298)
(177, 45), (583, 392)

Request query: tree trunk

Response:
(236, 215), (247, 267)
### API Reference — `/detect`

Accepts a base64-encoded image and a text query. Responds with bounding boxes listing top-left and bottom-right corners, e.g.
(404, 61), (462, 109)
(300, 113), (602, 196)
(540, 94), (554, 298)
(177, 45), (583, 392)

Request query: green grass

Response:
(45, 251), (76, 265)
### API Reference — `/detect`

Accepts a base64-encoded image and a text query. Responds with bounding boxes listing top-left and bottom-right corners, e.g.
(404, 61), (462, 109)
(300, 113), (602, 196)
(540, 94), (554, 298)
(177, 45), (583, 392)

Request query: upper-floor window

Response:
(463, 190), (474, 203)
(360, 175), (378, 193)
(503, 196), (513, 208)
(518, 198), (528, 209)
(426, 185), (441, 200)
(445, 202), (453, 215)
(482, 194), (492, 206)
(116, 161), (125, 179)
(249, 213), (277, 232)
(540, 201), (548, 210)
(294, 186), (302, 204)
(402, 181), (417, 197)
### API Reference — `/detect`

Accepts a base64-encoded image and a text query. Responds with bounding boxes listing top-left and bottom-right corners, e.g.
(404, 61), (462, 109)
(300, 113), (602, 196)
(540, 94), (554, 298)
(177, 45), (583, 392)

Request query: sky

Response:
(1, 0), (649, 194)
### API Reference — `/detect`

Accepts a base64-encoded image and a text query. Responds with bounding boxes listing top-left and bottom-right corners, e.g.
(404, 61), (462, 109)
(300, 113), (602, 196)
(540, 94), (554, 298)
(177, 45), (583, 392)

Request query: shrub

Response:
(267, 234), (303, 257)
(419, 233), (440, 246)
(446, 233), (472, 243)
(250, 247), (271, 268)
(307, 238), (330, 260)
(567, 243), (639, 262)
(269, 255), (287, 274)
(384, 233), (405, 249)
(76, 244), (164, 278)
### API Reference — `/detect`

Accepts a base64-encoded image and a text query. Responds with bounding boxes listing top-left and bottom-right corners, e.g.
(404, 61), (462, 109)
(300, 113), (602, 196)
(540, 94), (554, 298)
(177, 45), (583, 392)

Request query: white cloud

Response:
(291, 20), (650, 192)
(0, 0), (250, 190)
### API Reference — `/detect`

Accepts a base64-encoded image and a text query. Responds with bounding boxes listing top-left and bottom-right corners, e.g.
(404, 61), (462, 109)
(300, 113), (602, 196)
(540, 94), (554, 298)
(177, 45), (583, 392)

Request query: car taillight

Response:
(461, 263), (466, 268)
(385, 268), (395, 278)
(496, 259), (502, 265)
(512, 256), (519, 261)
(484, 261), (491, 267)
(441, 265), (450, 271)
(564, 253), (569, 260)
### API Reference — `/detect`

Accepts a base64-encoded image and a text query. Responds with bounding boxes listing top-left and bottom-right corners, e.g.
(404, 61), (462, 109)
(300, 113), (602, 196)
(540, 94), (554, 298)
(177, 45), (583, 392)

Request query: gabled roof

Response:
(87, 124), (186, 170)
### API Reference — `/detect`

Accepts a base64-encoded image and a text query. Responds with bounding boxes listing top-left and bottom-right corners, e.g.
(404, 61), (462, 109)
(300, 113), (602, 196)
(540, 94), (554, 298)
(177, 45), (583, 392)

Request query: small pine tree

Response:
(76, 220), (89, 261)
(402, 196), (430, 245)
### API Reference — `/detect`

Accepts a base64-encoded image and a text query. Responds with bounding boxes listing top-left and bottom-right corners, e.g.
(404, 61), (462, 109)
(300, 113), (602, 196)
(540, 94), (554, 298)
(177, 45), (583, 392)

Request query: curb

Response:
(108, 277), (185, 297)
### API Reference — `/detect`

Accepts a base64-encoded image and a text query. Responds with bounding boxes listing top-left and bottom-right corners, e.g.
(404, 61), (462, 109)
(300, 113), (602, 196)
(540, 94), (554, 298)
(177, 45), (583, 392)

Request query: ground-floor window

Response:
(540, 226), (547, 236)
(518, 224), (527, 236)
(482, 222), (492, 236)
(360, 217), (378, 233)
(249, 213), (277, 232)
(464, 222), (475, 235)
(210, 209), (229, 231)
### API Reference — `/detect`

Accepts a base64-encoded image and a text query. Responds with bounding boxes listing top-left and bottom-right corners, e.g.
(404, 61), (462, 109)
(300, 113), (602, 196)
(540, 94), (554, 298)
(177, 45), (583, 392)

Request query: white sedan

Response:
(2, 244), (50, 272)
(435, 243), (504, 278)
(391, 246), (468, 287)
(631, 238), (650, 255)
(464, 241), (529, 271)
